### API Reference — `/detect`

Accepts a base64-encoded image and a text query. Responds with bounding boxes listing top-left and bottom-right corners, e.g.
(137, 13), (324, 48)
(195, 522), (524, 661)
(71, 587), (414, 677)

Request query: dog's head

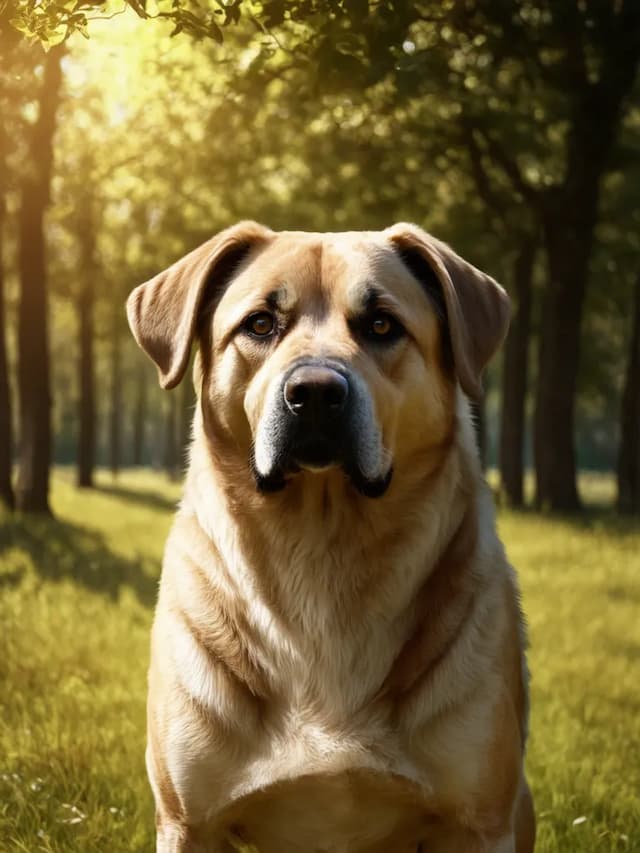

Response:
(127, 222), (509, 497)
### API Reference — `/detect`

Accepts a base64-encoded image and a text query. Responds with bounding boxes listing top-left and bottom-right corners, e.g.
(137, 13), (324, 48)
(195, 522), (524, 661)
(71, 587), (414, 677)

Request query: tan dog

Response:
(127, 222), (535, 853)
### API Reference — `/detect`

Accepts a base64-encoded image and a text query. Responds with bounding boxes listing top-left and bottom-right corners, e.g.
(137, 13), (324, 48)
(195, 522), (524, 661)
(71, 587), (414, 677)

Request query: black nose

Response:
(284, 365), (349, 419)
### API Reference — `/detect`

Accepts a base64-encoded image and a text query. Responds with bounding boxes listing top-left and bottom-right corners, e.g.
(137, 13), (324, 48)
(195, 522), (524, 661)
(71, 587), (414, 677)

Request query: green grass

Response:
(1, 470), (639, 852)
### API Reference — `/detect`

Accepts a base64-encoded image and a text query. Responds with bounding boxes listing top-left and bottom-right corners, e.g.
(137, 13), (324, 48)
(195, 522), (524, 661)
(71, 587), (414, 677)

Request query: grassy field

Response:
(1, 470), (639, 852)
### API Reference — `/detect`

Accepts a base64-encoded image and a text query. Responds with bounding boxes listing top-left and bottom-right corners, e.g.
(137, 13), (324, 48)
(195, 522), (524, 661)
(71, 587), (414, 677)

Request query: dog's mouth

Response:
(251, 433), (393, 498)
(290, 431), (343, 470)
(251, 359), (392, 498)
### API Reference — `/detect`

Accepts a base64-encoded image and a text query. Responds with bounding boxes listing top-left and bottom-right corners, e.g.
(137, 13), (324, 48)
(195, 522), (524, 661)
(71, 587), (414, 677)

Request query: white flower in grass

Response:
(572, 816), (587, 826)
(59, 803), (87, 824)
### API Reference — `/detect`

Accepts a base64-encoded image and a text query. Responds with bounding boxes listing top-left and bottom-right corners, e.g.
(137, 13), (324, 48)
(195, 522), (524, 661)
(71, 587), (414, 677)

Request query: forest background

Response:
(1, 2), (640, 851)
(1, 0), (639, 516)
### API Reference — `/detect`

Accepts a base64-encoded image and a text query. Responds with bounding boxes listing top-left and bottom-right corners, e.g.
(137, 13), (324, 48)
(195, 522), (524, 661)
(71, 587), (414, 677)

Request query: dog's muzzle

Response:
(252, 359), (392, 497)
(283, 364), (349, 468)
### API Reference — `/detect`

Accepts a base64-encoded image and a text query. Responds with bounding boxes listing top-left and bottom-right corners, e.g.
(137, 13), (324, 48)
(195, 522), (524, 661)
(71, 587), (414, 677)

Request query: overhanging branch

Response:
(459, 119), (508, 223)
(474, 127), (542, 210)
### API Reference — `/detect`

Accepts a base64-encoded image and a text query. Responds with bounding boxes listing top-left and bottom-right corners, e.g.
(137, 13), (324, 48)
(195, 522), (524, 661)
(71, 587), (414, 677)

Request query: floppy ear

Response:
(126, 221), (273, 389)
(385, 222), (510, 400)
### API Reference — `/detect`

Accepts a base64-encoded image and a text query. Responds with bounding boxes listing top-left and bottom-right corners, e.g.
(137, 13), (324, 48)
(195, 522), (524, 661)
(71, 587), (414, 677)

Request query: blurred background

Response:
(0, 0), (639, 515)
(1, 2), (639, 852)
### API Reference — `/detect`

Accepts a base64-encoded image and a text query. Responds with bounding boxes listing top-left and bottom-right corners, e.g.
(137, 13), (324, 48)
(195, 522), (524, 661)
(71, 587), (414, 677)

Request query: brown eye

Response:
(371, 315), (392, 336)
(364, 312), (404, 343)
(245, 312), (275, 338)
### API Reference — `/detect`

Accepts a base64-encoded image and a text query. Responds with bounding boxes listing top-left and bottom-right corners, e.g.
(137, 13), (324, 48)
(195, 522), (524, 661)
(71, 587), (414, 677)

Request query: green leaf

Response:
(46, 26), (68, 45)
(208, 19), (223, 43)
(9, 16), (31, 34)
(74, 19), (90, 38)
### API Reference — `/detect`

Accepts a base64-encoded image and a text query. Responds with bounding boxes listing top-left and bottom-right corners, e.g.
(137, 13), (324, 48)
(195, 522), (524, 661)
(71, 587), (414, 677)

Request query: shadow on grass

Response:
(503, 503), (640, 538)
(561, 507), (640, 536)
(0, 512), (158, 607)
(94, 482), (179, 513)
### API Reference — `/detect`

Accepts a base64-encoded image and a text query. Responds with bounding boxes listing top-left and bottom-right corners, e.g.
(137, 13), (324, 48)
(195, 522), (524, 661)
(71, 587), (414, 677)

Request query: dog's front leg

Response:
(156, 819), (228, 853)
(155, 821), (193, 853)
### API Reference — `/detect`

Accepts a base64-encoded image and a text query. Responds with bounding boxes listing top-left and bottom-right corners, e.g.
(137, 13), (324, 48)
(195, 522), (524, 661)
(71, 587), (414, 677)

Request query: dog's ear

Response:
(126, 221), (273, 389)
(385, 222), (510, 400)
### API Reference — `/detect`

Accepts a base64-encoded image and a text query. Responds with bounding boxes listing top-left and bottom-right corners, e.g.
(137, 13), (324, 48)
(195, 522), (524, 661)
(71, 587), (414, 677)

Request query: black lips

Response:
(252, 359), (392, 498)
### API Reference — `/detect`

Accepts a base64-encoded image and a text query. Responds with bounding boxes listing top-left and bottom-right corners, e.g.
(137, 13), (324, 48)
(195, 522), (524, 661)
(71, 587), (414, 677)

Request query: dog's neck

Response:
(187, 420), (470, 588)
(180, 393), (488, 711)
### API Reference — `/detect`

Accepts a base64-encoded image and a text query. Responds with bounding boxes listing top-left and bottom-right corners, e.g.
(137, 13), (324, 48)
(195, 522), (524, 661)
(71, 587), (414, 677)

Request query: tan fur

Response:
(127, 223), (535, 853)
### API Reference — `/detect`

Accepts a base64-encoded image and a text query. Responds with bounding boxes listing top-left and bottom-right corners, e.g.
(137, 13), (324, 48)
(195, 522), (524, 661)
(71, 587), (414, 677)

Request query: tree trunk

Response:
(533, 27), (640, 512)
(76, 197), (97, 488)
(499, 237), (536, 507)
(132, 362), (147, 466)
(534, 210), (594, 512)
(0, 116), (14, 509)
(0, 7), (17, 511)
(0, 198), (12, 510)
(15, 46), (64, 514)
(109, 308), (122, 478)
(617, 273), (640, 514)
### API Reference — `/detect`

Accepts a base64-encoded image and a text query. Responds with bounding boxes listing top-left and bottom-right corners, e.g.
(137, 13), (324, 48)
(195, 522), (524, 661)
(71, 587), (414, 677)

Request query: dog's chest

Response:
(229, 698), (423, 806)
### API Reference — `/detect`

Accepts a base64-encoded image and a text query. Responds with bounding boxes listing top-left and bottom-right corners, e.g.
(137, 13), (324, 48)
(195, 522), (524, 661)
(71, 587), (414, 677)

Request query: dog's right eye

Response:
(244, 312), (275, 338)
(361, 311), (405, 344)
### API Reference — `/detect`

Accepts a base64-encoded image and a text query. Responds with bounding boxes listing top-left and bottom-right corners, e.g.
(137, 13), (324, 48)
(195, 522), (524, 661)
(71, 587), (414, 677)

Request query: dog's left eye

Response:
(364, 312), (404, 343)
(244, 312), (275, 338)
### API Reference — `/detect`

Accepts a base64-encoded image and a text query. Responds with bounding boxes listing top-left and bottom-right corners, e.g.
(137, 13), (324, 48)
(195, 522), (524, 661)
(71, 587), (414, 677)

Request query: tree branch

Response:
(473, 126), (541, 209)
(459, 119), (508, 224)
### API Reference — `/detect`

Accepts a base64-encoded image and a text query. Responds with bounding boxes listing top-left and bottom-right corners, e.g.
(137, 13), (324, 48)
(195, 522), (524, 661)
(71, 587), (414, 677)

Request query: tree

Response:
(75, 188), (98, 488)
(15, 44), (64, 513)
(5, 0), (639, 518)
(617, 272), (640, 514)
(0, 114), (13, 509)
(5, 0), (374, 51)
(0, 5), (27, 511)
(482, 3), (640, 511)
(108, 300), (122, 478)
(132, 362), (147, 466)
(499, 237), (537, 507)
(458, 120), (538, 506)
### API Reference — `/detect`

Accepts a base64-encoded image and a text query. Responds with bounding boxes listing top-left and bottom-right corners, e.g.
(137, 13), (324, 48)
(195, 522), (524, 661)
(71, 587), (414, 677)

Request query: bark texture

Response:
(76, 195), (97, 488)
(499, 238), (536, 507)
(109, 308), (122, 477)
(617, 274), (640, 514)
(0, 117), (13, 509)
(534, 13), (640, 511)
(16, 46), (64, 514)
(132, 363), (147, 466)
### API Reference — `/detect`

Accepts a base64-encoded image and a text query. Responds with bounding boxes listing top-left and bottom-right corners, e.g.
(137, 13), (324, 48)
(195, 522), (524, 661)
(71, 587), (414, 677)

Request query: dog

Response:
(127, 221), (535, 853)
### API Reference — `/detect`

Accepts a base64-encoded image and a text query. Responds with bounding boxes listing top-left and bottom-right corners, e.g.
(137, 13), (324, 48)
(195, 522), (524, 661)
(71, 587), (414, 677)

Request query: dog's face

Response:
(127, 222), (509, 497)
(208, 233), (458, 496)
